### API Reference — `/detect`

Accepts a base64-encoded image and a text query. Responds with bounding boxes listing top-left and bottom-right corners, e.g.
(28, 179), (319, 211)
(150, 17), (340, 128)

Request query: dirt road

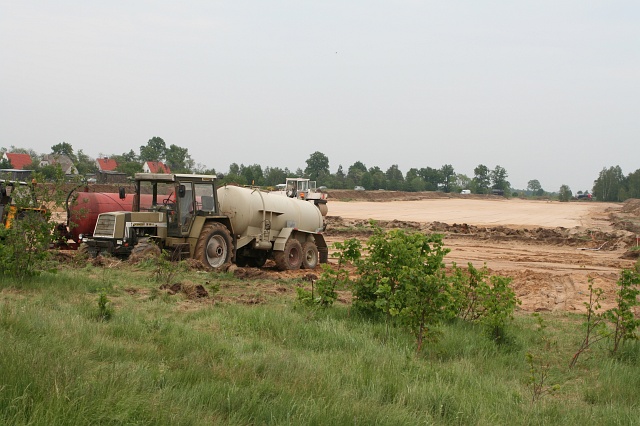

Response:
(325, 198), (639, 313)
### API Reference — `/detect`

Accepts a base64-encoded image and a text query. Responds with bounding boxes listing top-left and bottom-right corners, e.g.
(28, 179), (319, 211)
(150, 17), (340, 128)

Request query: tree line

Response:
(2, 141), (639, 201)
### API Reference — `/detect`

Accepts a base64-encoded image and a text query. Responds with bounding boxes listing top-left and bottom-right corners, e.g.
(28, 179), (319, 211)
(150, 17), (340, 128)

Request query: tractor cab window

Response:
(194, 183), (217, 212)
(137, 180), (175, 211)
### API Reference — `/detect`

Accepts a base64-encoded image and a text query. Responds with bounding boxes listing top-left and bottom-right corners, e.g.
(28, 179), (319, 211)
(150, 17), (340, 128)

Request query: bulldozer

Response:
(0, 180), (48, 229)
(80, 173), (328, 270)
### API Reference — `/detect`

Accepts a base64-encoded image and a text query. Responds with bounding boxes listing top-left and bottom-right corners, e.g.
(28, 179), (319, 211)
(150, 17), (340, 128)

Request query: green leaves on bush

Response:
(302, 223), (520, 352)
(450, 263), (520, 343)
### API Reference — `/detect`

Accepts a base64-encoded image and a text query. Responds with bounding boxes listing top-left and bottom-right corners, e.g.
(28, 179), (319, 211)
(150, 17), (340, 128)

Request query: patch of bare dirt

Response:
(160, 282), (209, 299)
(323, 197), (640, 313)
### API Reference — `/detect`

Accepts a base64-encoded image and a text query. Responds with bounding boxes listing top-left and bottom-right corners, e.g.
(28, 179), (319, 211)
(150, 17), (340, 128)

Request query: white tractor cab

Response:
(279, 178), (328, 216)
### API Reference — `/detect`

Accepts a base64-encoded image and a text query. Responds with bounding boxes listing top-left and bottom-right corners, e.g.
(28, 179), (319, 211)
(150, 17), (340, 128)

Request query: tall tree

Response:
(75, 149), (98, 175)
(593, 166), (626, 202)
(418, 167), (442, 191)
(240, 164), (264, 186)
(385, 164), (404, 191)
(51, 142), (77, 162)
(113, 152), (143, 177)
(490, 165), (510, 192)
(439, 164), (456, 193)
(139, 137), (167, 162)
(304, 151), (330, 182)
(527, 179), (541, 193)
(165, 144), (194, 173)
(454, 173), (471, 191)
(527, 179), (545, 196)
(332, 164), (346, 189)
(558, 184), (572, 202)
(347, 161), (367, 186)
(473, 164), (491, 194)
(369, 166), (387, 190)
(264, 167), (288, 186)
(626, 169), (640, 199)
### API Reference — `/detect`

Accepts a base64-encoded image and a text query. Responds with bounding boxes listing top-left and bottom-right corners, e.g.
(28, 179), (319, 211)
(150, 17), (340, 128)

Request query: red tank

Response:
(68, 192), (136, 242)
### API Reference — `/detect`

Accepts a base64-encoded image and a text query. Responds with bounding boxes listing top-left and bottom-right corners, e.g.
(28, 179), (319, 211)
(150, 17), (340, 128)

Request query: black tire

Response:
(274, 238), (303, 271)
(248, 254), (267, 268)
(301, 241), (319, 269)
(194, 223), (232, 269)
(235, 253), (249, 267)
(77, 243), (94, 257)
(130, 241), (161, 259)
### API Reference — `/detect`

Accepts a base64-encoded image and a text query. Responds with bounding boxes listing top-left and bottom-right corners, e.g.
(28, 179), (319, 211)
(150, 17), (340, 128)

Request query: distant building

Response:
(0, 169), (33, 181)
(143, 161), (171, 174)
(97, 171), (128, 184)
(96, 157), (118, 172)
(2, 152), (33, 170)
(40, 154), (78, 175)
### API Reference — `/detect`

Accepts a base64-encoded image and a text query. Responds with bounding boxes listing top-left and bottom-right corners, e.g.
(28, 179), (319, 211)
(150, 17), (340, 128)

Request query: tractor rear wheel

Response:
(195, 223), (233, 269)
(274, 238), (303, 271)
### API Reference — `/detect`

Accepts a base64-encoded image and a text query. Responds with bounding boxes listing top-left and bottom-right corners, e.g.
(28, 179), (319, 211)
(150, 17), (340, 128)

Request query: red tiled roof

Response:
(4, 153), (33, 170)
(146, 161), (171, 173)
(96, 157), (118, 171)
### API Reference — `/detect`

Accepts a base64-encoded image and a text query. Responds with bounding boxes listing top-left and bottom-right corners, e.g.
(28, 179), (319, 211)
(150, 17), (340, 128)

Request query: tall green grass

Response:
(1, 266), (639, 425)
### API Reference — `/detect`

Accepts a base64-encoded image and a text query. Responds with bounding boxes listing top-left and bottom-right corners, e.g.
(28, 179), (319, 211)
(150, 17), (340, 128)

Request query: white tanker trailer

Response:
(80, 173), (328, 271)
(218, 185), (327, 269)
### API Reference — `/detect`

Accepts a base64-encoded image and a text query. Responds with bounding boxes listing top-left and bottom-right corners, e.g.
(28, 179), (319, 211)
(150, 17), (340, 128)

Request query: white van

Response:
(461, 189), (471, 195)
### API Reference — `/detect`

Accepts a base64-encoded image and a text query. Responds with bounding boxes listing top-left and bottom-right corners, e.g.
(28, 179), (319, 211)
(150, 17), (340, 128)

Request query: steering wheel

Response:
(163, 192), (174, 205)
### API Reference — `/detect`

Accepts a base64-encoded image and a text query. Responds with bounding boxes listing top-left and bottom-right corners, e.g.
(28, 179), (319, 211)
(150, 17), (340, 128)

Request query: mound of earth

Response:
(324, 189), (504, 202)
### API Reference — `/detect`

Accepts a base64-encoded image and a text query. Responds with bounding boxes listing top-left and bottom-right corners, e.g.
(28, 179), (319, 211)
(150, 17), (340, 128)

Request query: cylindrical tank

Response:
(68, 192), (135, 241)
(217, 186), (324, 239)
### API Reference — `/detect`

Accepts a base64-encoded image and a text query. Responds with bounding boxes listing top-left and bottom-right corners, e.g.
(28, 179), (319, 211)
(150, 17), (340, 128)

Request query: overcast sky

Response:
(1, 1), (638, 191)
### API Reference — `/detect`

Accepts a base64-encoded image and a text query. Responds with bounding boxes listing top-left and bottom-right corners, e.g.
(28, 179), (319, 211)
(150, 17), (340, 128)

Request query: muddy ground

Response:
(222, 194), (640, 313)
(62, 185), (640, 313)
(321, 194), (640, 313)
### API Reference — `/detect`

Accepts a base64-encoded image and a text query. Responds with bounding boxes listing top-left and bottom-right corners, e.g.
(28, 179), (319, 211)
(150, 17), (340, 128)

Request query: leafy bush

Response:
(0, 172), (68, 278)
(449, 263), (520, 342)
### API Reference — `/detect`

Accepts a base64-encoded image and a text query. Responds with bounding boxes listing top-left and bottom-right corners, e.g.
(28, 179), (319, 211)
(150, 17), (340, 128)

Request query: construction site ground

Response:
(60, 186), (640, 313)
(320, 191), (640, 313)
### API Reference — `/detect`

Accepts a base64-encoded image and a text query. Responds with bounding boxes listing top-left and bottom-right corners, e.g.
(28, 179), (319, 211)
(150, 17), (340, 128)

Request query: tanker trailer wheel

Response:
(195, 223), (232, 269)
(301, 241), (319, 269)
(274, 239), (303, 271)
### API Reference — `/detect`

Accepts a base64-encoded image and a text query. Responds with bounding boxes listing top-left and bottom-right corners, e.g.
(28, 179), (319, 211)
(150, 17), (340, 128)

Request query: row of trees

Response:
(4, 141), (639, 200)
(592, 166), (640, 202)
(222, 151), (513, 194)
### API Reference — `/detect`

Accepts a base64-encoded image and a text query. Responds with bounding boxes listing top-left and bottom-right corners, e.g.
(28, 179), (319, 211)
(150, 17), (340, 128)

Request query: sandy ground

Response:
(329, 198), (614, 229)
(324, 198), (638, 313)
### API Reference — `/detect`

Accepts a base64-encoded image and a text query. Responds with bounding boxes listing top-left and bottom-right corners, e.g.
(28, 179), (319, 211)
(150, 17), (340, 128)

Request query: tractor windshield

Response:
(136, 180), (175, 211)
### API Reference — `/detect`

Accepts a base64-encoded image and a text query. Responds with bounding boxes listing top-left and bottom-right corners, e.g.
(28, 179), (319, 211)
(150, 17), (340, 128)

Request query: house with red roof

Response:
(143, 161), (171, 174)
(96, 157), (118, 172)
(2, 152), (33, 170)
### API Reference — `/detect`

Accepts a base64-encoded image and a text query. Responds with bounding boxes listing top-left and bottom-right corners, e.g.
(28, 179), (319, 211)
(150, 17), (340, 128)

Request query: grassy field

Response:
(1, 259), (640, 425)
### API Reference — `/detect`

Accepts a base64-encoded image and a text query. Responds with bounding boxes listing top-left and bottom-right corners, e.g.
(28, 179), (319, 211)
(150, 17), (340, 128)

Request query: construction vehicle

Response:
(278, 177), (328, 216)
(80, 173), (328, 270)
(0, 180), (48, 229)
